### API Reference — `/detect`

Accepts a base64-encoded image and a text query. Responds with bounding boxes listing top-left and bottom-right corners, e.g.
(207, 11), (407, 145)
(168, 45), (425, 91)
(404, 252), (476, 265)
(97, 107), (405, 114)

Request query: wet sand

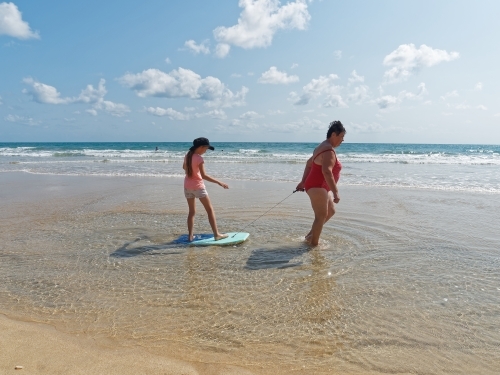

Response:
(1, 172), (499, 374)
(0, 313), (233, 375)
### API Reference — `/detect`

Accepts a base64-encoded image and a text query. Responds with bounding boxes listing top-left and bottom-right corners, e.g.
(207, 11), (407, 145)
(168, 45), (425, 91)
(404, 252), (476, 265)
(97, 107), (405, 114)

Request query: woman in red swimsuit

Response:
(296, 121), (346, 246)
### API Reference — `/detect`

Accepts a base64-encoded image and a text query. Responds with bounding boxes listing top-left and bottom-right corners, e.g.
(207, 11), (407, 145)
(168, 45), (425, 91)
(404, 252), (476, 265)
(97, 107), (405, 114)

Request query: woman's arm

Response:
(296, 156), (313, 191)
(321, 151), (340, 203)
(199, 163), (229, 189)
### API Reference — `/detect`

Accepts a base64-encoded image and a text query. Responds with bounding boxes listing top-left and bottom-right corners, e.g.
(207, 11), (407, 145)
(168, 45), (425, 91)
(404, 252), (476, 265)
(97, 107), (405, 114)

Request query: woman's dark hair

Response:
(326, 120), (346, 138)
(185, 149), (194, 177)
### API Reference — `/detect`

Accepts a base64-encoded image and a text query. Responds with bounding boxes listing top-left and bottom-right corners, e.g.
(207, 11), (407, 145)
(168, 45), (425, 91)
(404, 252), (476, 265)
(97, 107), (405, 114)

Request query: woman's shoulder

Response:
(314, 141), (334, 154)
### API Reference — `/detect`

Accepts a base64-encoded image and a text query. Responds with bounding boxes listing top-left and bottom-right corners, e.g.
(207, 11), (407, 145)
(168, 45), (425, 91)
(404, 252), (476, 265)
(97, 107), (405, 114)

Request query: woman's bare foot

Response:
(214, 233), (228, 241)
(305, 230), (312, 239)
(188, 234), (194, 242)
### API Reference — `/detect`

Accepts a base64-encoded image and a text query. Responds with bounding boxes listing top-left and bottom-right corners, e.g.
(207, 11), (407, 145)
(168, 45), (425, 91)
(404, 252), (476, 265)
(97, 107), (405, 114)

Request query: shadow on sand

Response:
(110, 234), (213, 258)
(245, 245), (310, 270)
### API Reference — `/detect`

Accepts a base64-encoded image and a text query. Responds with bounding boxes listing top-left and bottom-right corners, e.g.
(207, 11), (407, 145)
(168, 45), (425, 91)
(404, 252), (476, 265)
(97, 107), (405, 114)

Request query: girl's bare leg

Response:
(186, 197), (196, 241)
(305, 188), (330, 246)
(199, 196), (228, 240)
(305, 191), (335, 239)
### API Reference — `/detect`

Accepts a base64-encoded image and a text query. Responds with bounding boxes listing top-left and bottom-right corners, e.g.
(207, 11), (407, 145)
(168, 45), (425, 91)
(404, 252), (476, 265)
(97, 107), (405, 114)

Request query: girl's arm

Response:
(321, 151), (339, 203)
(199, 163), (229, 189)
(295, 156), (313, 191)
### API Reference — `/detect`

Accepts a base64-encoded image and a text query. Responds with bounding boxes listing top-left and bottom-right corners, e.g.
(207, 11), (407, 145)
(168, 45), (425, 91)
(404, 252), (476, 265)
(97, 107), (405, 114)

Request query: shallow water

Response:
(1, 173), (499, 374)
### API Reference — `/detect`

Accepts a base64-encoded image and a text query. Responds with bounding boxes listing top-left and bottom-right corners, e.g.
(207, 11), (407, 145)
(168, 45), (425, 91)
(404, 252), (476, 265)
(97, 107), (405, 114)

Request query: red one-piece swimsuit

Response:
(304, 149), (342, 192)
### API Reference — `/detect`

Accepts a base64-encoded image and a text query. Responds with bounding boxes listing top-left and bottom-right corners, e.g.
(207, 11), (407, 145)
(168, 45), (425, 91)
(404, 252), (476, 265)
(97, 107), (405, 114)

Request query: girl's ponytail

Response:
(186, 149), (194, 177)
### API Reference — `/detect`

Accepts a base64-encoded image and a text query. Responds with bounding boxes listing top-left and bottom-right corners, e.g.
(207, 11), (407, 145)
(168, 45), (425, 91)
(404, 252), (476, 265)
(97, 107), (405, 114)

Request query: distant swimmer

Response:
(183, 137), (229, 242)
(295, 121), (346, 247)
(155, 146), (158, 151)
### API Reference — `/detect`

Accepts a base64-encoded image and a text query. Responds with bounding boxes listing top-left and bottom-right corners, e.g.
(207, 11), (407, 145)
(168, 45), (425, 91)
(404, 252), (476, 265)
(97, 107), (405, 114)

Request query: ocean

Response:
(2, 142), (500, 193)
(1, 142), (500, 374)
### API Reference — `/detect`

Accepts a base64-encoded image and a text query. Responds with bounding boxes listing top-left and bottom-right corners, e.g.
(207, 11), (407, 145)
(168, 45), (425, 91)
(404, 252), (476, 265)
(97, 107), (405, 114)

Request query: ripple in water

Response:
(1, 182), (499, 374)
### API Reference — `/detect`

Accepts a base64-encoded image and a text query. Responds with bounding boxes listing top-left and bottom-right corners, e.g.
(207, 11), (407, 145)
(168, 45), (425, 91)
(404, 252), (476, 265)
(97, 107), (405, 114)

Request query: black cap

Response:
(190, 137), (214, 151)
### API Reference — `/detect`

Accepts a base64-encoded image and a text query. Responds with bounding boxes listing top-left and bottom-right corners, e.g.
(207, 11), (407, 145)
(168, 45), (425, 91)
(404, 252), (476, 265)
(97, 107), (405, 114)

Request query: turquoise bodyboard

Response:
(191, 232), (250, 247)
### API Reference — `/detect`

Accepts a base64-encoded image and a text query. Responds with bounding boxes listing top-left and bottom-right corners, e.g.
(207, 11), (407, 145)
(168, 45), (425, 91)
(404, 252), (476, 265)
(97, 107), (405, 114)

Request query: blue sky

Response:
(1, 0), (499, 143)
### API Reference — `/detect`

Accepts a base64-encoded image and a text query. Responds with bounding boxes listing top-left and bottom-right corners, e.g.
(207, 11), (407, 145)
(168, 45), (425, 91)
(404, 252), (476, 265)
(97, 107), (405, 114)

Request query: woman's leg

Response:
(186, 197), (196, 241)
(199, 196), (228, 240)
(305, 191), (335, 240)
(306, 187), (329, 246)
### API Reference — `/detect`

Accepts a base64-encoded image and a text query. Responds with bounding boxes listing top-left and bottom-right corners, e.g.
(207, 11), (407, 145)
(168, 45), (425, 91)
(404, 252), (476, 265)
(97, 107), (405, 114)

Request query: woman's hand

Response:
(295, 181), (305, 192)
(219, 181), (229, 189)
(333, 192), (340, 204)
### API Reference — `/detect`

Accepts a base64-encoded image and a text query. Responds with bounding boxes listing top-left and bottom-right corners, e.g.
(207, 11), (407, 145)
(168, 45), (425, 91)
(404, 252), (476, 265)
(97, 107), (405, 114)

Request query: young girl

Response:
(183, 137), (229, 242)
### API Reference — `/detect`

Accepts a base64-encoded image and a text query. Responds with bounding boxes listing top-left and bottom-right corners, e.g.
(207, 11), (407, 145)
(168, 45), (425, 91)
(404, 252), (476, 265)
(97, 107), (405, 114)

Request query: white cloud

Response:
(22, 77), (72, 104)
(276, 116), (324, 132)
(445, 102), (487, 111)
(258, 66), (299, 84)
(4, 114), (39, 125)
(291, 74), (347, 107)
(347, 85), (369, 103)
(145, 107), (227, 120)
(291, 63), (298, 69)
(375, 83), (427, 110)
(350, 122), (383, 133)
(239, 111), (262, 119)
(383, 44), (459, 83)
(165, 57), (171, 64)
(119, 68), (248, 108)
(146, 106), (189, 120)
(323, 95), (348, 108)
(333, 50), (342, 60)
(213, 0), (310, 49)
(376, 95), (399, 109)
(440, 90), (459, 100)
(0, 2), (39, 39)
(400, 82), (428, 100)
(494, 113), (500, 117)
(75, 79), (107, 104)
(247, 72), (254, 76)
(348, 70), (364, 84)
(215, 43), (230, 58)
(194, 109), (228, 119)
(22, 78), (129, 116)
(474, 82), (483, 91)
(95, 100), (130, 117)
(268, 109), (284, 115)
(228, 118), (260, 129)
(201, 109), (227, 119)
(183, 39), (210, 54)
(231, 73), (242, 78)
(0, 96), (3, 105)
(442, 112), (453, 116)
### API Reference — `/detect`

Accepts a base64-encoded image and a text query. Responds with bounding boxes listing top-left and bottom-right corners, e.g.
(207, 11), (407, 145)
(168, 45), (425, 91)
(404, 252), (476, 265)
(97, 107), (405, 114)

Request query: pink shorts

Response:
(184, 188), (208, 199)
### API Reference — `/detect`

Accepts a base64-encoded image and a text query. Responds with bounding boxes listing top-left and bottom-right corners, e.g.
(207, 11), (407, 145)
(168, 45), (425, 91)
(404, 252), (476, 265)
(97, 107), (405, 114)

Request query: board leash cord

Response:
(231, 189), (301, 238)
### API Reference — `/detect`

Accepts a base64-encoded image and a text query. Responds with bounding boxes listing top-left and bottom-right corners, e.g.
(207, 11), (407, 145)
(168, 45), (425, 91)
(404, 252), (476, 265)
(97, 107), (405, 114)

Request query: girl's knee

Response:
(188, 209), (196, 217)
